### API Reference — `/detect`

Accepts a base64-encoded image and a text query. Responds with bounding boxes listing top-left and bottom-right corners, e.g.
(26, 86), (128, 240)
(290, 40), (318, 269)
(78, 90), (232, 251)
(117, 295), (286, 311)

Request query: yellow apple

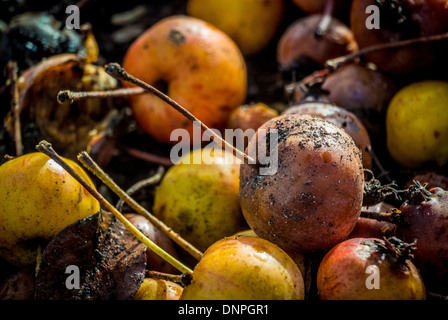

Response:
(0, 152), (100, 266)
(122, 15), (247, 144)
(153, 148), (246, 252)
(180, 236), (305, 300)
(187, 0), (285, 55)
(386, 80), (448, 168)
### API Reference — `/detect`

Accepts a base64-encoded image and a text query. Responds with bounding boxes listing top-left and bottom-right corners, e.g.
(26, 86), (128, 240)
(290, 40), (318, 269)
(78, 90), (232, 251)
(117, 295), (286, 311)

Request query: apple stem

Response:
(7, 61), (23, 157)
(35, 140), (194, 276)
(315, 0), (334, 38)
(124, 147), (173, 167)
(103, 62), (256, 165)
(57, 87), (145, 104)
(289, 32), (448, 93)
(78, 151), (204, 261)
(360, 209), (401, 225)
(325, 32), (448, 71)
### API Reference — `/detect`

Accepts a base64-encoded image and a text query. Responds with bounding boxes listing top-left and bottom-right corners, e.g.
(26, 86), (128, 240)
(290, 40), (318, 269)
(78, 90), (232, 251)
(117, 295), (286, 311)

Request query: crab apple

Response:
(239, 114), (364, 254)
(122, 15), (247, 144)
(277, 14), (358, 73)
(180, 236), (305, 300)
(397, 187), (448, 294)
(187, 0), (285, 55)
(0, 152), (99, 266)
(317, 237), (426, 300)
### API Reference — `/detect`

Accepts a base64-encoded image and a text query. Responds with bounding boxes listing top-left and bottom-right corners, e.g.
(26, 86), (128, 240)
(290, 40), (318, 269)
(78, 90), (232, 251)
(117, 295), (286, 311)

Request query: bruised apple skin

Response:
(239, 114), (364, 253)
(122, 15), (247, 144)
(316, 238), (426, 300)
(187, 0), (285, 55)
(180, 236), (305, 300)
(0, 153), (100, 266)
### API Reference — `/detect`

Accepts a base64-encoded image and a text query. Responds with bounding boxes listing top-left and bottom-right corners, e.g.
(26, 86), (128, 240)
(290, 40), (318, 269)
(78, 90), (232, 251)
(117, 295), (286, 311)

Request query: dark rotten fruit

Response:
(397, 187), (448, 294)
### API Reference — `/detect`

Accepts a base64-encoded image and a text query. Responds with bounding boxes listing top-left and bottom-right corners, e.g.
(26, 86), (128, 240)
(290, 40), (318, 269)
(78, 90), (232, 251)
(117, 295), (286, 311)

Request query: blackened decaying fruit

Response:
(35, 211), (146, 300)
(397, 186), (448, 294)
(240, 114), (364, 253)
(0, 12), (83, 78)
(16, 53), (118, 157)
(350, 0), (448, 75)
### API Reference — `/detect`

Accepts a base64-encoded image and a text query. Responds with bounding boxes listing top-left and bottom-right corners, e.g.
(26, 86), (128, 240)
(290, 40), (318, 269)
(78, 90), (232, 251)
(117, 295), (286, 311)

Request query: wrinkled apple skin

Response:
(240, 114), (364, 253)
(0, 153), (100, 266)
(317, 238), (426, 300)
(181, 236), (305, 300)
(122, 15), (247, 144)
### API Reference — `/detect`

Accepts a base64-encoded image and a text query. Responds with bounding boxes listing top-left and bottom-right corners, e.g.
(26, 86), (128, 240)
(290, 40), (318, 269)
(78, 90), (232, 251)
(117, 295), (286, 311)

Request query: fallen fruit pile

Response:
(0, 0), (447, 301)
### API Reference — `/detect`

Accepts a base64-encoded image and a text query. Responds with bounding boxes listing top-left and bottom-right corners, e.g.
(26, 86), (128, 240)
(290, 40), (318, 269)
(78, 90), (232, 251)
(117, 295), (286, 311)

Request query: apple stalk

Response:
(35, 140), (194, 276)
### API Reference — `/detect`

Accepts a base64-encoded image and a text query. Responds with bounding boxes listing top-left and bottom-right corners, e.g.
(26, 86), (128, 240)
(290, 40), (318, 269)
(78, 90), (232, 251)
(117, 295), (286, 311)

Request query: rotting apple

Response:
(350, 0), (448, 75)
(122, 15), (247, 144)
(320, 63), (397, 142)
(277, 14), (358, 76)
(396, 186), (448, 294)
(227, 102), (279, 151)
(0, 152), (100, 266)
(317, 237), (426, 300)
(239, 114), (364, 254)
(187, 0), (285, 55)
